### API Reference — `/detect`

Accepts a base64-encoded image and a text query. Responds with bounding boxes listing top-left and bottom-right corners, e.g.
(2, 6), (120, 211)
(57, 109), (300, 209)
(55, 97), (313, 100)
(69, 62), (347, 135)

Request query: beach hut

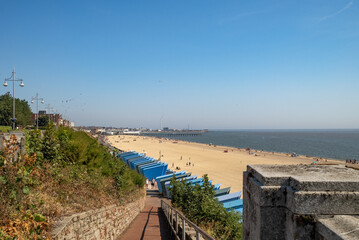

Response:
(141, 163), (168, 180)
(138, 162), (165, 174)
(216, 192), (242, 203)
(162, 174), (195, 196)
(135, 161), (159, 172)
(155, 171), (186, 192)
(124, 155), (142, 166)
(214, 187), (231, 197)
(117, 151), (135, 158)
(222, 199), (243, 213)
(121, 153), (142, 162)
(133, 159), (157, 170)
(187, 177), (204, 185)
(158, 172), (192, 194)
(129, 157), (154, 169)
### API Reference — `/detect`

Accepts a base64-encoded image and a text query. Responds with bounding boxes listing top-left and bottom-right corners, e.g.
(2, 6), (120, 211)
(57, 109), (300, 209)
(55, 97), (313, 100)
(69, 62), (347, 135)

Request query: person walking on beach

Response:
(148, 178), (152, 189)
(151, 178), (155, 189)
(146, 178), (149, 189)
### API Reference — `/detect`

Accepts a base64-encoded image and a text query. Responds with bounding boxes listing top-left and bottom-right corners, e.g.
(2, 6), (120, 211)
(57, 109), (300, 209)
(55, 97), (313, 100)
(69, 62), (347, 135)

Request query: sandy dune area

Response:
(108, 135), (342, 193)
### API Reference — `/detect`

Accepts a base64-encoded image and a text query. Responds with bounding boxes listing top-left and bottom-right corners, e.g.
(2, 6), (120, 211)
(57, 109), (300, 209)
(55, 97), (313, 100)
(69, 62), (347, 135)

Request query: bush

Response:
(25, 125), (144, 194)
(0, 135), (48, 239)
(169, 174), (242, 240)
(1, 127), (144, 238)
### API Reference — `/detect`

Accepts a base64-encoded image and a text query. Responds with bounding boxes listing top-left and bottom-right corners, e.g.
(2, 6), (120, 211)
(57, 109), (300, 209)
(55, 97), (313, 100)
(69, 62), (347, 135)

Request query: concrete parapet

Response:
(243, 164), (359, 240)
(316, 215), (359, 240)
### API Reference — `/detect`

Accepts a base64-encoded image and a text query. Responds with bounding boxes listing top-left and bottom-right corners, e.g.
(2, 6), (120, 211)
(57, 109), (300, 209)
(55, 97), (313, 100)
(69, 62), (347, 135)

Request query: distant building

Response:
(32, 110), (73, 127)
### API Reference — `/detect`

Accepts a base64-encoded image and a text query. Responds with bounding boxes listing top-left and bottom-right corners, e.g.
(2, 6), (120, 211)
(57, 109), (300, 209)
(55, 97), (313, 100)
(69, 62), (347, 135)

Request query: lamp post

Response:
(31, 93), (44, 130)
(3, 67), (24, 129)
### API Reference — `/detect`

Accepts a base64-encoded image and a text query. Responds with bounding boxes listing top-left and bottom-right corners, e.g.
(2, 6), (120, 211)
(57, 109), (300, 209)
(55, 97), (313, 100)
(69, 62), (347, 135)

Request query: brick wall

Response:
(52, 196), (146, 240)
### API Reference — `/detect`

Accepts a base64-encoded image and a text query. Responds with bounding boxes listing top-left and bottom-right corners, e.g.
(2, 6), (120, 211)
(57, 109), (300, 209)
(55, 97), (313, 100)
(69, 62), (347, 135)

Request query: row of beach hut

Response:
(117, 151), (243, 213)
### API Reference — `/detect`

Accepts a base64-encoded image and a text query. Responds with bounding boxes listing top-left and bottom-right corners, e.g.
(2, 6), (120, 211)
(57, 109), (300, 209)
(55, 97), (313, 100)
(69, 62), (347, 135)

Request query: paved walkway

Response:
(119, 189), (174, 240)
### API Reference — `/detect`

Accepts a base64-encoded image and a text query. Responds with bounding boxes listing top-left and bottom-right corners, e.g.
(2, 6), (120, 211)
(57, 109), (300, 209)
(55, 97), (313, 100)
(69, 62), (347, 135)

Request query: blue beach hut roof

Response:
(139, 163), (165, 174)
(125, 156), (143, 165)
(155, 171), (186, 192)
(135, 161), (158, 172)
(129, 158), (153, 169)
(214, 187), (231, 197)
(142, 164), (168, 180)
(222, 199), (243, 213)
(158, 172), (191, 191)
(164, 175), (198, 198)
(118, 151), (135, 158)
(187, 177), (204, 184)
(216, 191), (242, 203)
(121, 153), (142, 162)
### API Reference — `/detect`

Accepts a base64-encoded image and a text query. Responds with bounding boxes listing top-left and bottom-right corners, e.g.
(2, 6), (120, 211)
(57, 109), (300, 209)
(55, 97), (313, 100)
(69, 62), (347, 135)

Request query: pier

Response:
(141, 130), (206, 137)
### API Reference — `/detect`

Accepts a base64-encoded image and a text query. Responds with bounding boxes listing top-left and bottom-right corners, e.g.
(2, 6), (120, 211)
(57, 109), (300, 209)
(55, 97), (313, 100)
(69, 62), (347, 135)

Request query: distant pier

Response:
(141, 130), (207, 137)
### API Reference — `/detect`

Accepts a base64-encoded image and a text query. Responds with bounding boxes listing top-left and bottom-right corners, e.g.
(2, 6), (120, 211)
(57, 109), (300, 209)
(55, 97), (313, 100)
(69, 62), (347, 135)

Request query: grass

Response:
(0, 126), (11, 133)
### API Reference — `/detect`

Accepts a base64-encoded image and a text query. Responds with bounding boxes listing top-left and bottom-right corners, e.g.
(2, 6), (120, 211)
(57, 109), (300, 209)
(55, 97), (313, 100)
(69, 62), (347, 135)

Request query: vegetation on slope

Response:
(169, 174), (242, 240)
(0, 124), (144, 239)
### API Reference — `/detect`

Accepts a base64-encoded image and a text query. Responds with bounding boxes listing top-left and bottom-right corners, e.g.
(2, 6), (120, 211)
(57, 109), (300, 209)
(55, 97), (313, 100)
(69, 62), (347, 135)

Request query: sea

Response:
(146, 129), (359, 161)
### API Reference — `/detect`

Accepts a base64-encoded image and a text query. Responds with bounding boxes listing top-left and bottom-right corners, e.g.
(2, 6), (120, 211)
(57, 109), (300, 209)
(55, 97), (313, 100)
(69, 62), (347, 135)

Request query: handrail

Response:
(161, 200), (216, 240)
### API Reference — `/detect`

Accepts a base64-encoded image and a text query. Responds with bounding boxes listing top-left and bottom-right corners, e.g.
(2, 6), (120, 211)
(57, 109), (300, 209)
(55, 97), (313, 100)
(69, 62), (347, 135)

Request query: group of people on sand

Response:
(145, 178), (156, 189)
(346, 159), (358, 164)
(186, 162), (194, 167)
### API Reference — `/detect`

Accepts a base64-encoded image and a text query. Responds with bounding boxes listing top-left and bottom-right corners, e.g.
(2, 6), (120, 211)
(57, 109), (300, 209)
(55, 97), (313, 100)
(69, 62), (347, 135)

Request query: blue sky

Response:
(0, 0), (358, 129)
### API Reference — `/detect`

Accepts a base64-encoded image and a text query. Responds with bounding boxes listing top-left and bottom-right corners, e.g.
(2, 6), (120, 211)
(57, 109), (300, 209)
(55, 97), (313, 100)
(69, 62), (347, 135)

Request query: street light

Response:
(3, 67), (24, 129)
(31, 92), (44, 130)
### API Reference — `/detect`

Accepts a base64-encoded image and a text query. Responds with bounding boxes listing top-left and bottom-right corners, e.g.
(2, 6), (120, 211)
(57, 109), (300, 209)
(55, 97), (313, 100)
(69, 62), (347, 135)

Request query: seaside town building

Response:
(32, 110), (74, 127)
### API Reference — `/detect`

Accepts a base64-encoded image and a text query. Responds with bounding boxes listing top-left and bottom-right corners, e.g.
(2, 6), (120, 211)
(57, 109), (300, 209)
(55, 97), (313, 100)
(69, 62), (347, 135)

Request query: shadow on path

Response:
(119, 189), (174, 240)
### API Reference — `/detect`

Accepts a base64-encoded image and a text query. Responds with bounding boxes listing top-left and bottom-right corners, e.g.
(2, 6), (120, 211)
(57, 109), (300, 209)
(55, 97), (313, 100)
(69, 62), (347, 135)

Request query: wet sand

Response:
(108, 135), (343, 193)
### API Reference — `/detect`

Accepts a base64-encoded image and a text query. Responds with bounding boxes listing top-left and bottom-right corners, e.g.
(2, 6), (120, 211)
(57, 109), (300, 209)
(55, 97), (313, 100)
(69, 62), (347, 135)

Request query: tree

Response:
(0, 93), (12, 126)
(0, 93), (33, 127)
(37, 116), (50, 127)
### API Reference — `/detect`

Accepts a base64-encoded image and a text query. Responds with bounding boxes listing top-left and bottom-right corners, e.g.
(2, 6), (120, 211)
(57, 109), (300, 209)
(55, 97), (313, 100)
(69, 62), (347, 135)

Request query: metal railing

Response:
(161, 200), (216, 240)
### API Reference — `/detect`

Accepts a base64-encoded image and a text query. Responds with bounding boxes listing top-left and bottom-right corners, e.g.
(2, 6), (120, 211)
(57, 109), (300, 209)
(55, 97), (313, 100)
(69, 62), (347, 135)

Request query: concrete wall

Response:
(52, 196), (146, 240)
(243, 164), (359, 240)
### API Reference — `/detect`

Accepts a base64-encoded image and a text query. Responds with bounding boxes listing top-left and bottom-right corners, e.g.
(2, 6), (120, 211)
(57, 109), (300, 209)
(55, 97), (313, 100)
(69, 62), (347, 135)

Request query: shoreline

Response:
(140, 135), (344, 163)
(109, 135), (344, 193)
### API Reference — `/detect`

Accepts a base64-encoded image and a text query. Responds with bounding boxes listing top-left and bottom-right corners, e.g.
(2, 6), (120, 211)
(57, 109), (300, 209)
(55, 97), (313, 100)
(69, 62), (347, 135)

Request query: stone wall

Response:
(0, 132), (25, 161)
(243, 164), (359, 240)
(52, 196), (146, 240)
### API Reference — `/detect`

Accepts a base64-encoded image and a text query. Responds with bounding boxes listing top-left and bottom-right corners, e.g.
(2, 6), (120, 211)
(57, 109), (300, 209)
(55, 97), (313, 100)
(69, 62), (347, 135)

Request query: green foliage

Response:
(25, 129), (43, 160)
(1, 127), (145, 238)
(37, 115), (50, 127)
(25, 126), (145, 194)
(42, 122), (60, 161)
(0, 126), (11, 133)
(0, 135), (46, 238)
(33, 213), (45, 222)
(0, 92), (33, 127)
(169, 174), (242, 240)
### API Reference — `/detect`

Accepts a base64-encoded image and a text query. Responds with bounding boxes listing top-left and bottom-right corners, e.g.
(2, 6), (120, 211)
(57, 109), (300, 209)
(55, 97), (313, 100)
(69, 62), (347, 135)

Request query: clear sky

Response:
(0, 0), (358, 129)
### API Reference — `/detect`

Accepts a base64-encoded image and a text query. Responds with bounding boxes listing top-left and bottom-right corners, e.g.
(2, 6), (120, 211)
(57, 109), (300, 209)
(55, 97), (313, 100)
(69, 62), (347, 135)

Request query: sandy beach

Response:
(108, 135), (343, 193)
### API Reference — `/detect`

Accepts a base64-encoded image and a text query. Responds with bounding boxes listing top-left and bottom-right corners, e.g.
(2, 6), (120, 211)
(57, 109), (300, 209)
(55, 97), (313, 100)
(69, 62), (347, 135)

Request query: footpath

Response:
(119, 189), (174, 240)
